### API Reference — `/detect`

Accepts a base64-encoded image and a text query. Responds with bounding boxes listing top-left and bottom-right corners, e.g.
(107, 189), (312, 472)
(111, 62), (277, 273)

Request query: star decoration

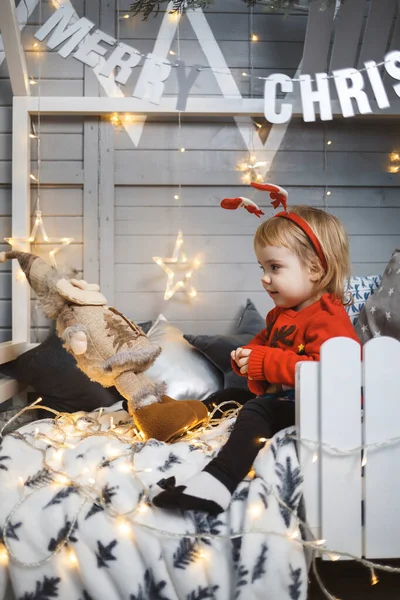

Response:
(386, 311), (392, 320)
(153, 230), (201, 301)
(361, 325), (369, 333)
(397, 269), (400, 275)
(388, 288), (395, 296)
(370, 306), (376, 313)
(297, 343), (305, 354)
(374, 330), (381, 337)
(238, 154), (268, 184)
(378, 286), (383, 293)
(5, 209), (74, 267)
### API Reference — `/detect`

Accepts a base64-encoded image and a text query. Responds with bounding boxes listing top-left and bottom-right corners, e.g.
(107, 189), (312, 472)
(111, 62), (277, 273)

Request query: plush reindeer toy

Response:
(0, 251), (207, 441)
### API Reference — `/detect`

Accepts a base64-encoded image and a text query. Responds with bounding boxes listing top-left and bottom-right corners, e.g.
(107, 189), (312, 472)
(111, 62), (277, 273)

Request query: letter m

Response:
(34, 6), (94, 58)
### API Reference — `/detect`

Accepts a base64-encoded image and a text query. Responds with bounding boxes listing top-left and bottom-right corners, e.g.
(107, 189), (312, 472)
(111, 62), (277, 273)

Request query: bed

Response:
(0, 403), (308, 600)
(0, 254), (399, 600)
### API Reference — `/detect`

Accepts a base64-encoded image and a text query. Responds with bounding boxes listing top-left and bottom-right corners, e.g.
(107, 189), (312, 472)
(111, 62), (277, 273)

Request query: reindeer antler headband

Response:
(220, 182), (328, 272)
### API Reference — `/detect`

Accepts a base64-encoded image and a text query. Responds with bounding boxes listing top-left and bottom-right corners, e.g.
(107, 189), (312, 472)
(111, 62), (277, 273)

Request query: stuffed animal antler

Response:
(0, 251), (207, 441)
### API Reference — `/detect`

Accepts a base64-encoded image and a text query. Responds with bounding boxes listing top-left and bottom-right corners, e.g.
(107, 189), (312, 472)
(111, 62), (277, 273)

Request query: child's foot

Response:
(152, 472), (231, 515)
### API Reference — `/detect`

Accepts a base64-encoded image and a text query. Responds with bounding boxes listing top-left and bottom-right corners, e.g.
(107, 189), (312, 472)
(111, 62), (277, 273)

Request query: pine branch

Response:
(130, 0), (340, 21)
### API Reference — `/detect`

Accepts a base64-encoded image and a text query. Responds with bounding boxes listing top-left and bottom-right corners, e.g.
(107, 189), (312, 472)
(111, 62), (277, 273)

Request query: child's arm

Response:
(247, 314), (360, 387)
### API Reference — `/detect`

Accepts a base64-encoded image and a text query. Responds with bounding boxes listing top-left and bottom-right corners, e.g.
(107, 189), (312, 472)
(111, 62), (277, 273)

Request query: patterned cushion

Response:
(355, 250), (400, 343)
(345, 275), (382, 326)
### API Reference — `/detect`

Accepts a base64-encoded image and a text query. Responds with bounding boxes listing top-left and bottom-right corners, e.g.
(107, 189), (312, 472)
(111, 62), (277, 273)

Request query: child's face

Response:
(255, 244), (320, 311)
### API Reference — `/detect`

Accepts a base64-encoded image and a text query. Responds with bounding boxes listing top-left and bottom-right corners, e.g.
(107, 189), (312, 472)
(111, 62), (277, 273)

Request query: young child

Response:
(153, 204), (360, 515)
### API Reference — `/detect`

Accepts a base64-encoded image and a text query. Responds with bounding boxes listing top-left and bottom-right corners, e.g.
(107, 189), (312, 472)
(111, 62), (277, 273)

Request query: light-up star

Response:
(238, 154), (268, 184)
(5, 209), (74, 267)
(153, 230), (201, 301)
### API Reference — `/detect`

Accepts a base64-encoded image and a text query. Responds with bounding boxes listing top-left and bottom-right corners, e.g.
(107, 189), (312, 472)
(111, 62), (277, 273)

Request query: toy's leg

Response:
(161, 395), (208, 426)
(114, 371), (198, 442)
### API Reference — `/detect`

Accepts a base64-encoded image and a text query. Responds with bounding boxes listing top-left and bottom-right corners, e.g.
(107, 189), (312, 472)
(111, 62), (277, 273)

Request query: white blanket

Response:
(0, 403), (307, 600)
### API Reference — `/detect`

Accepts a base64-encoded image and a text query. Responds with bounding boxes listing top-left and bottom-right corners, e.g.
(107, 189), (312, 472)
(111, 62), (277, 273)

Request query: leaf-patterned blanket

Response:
(0, 403), (307, 600)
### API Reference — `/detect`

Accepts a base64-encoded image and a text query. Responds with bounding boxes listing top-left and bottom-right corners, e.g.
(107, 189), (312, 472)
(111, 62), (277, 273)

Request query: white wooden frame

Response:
(1, 93), (399, 399)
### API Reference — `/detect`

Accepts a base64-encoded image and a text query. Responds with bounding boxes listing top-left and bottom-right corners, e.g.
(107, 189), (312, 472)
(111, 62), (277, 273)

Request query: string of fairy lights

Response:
(2, 398), (400, 598)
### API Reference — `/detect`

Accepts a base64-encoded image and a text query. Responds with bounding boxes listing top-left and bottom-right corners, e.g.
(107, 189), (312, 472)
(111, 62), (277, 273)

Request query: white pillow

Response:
(145, 315), (223, 400)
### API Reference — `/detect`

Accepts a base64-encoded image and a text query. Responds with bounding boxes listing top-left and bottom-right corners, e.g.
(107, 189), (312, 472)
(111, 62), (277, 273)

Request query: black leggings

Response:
(204, 395), (295, 493)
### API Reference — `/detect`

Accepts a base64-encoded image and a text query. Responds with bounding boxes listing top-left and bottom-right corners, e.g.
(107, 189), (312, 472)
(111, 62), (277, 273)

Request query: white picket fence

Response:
(296, 336), (400, 560)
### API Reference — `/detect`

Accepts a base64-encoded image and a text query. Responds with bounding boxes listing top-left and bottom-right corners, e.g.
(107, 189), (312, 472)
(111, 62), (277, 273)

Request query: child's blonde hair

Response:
(254, 206), (351, 304)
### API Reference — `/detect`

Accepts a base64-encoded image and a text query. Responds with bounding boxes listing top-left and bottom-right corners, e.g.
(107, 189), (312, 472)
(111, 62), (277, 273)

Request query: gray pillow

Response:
(184, 299), (266, 389)
(355, 249), (400, 343)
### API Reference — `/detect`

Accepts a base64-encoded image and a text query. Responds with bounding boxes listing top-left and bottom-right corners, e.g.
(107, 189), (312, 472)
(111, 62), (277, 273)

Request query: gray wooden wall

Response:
(0, 0), (399, 340)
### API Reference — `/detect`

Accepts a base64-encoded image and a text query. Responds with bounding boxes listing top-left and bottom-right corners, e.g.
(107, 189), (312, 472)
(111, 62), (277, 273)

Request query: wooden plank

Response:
(0, 107), (12, 132)
(113, 291), (272, 323)
(115, 185), (400, 208)
(82, 0), (100, 284)
(301, 0), (335, 75)
(99, 121), (115, 304)
(364, 337), (400, 558)
(27, 216), (83, 242)
(11, 97), (30, 343)
(116, 169), (400, 187)
(0, 0), (30, 95)
(29, 0), (85, 23)
(115, 206), (400, 235)
(29, 80), (84, 97)
(296, 362), (320, 541)
(114, 261), (386, 293)
(117, 38), (303, 70)
(115, 234), (400, 265)
(117, 13), (307, 42)
(31, 188), (83, 216)
(83, 119), (99, 283)
(0, 330), (12, 343)
(0, 132), (82, 161)
(30, 162), (84, 185)
(32, 116), (84, 134)
(30, 133), (83, 161)
(0, 80), (14, 106)
(320, 338), (362, 558)
(329, 0), (367, 71)
(358, 0), (397, 67)
(115, 263), (261, 293)
(24, 94), (400, 117)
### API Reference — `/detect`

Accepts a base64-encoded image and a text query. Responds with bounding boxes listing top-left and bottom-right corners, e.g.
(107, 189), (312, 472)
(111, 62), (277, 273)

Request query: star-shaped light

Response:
(5, 209), (74, 267)
(153, 230), (201, 301)
(238, 154), (268, 184)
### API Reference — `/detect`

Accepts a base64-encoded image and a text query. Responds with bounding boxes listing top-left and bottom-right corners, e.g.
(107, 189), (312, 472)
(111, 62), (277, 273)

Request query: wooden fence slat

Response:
(296, 362), (320, 541)
(320, 338), (362, 558)
(329, 0), (367, 71)
(364, 336), (400, 558)
(301, 0), (336, 75)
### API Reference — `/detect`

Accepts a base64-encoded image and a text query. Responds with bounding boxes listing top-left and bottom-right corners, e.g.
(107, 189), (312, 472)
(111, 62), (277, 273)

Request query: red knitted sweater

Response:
(232, 293), (360, 396)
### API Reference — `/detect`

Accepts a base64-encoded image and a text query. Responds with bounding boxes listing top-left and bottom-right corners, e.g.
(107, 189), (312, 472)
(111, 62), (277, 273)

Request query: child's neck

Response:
(292, 290), (325, 312)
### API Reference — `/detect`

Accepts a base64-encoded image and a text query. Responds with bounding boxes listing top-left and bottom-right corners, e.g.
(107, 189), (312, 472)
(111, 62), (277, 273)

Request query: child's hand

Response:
(231, 347), (252, 376)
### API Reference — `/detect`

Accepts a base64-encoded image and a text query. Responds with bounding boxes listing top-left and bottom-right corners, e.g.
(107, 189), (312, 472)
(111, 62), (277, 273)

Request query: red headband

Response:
(251, 182), (328, 272)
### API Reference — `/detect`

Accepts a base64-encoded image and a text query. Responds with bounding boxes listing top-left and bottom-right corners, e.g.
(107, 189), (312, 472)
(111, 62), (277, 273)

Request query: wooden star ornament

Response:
(153, 230), (201, 301)
(5, 209), (74, 267)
